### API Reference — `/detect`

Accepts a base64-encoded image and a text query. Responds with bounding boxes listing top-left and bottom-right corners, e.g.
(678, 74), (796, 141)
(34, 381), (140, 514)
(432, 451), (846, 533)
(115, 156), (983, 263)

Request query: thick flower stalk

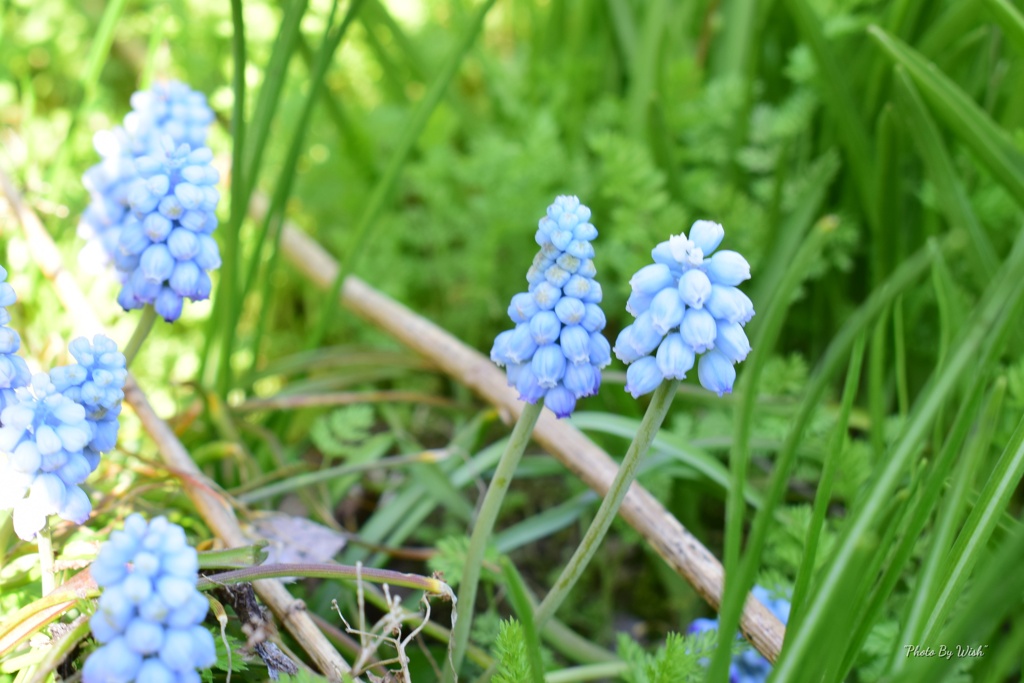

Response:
(0, 374), (94, 540)
(79, 81), (214, 272)
(114, 137), (222, 322)
(614, 220), (754, 397)
(49, 335), (128, 472)
(0, 265), (31, 412)
(688, 586), (791, 683)
(490, 195), (611, 418)
(84, 514), (215, 683)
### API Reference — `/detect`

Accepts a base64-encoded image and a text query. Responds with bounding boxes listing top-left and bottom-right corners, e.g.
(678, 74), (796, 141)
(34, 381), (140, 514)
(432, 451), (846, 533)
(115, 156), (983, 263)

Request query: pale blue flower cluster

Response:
(0, 374), (94, 540)
(614, 221), (754, 398)
(490, 196), (611, 418)
(84, 514), (215, 683)
(114, 138), (221, 321)
(79, 82), (214, 274)
(49, 335), (128, 472)
(0, 266), (31, 412)
(688, 585), (791, 683)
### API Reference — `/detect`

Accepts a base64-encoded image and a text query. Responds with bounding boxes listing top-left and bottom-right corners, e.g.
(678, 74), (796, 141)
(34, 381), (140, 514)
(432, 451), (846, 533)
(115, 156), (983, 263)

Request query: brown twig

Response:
(277, 224), (788, 663)
(0, 168), (357, 682)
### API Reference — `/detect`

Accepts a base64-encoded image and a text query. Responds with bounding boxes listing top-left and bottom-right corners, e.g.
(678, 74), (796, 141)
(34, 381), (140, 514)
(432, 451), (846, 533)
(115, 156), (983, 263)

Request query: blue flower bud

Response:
(554, 297), (586, 325)
(629, 264), (674, 296)
(509, 292), (539, 323)
(589, 332), (611, 368)
(580, 303), (606, 333)
(515, 364), (545, 403)
(506, 324), (538, 364)
(705, 250), (751, 286)
(544, 265), (571, 289)
(544, 386), (577, 418)
(715, 321), (751, 362)
(169, 261), (202, 298)
(166, 228), (199, 261)
(529, 311), (562, 345)
(491, 330), (513, 366)
(678, 268), (712, 309)
(563, 362), (599, 399)
(625, 356), (663, 398)
(706, 285), (755, 325)
(688, 220), (725, 255)
(614, 325), (644, 364)
(629, 311), (666, 357)
(697, 351), (736, 396)
(559, 325), (591, 364)
(532, 281), (561, 310)
(680, 308), (717, 353)
(563, 274), (593, 300)
(532, 344), (567, 388)
(649, 287), (685, 335)
(139, 244), (175, 283)
(656, 334), (695, 380)
(155, 288), (184, 322)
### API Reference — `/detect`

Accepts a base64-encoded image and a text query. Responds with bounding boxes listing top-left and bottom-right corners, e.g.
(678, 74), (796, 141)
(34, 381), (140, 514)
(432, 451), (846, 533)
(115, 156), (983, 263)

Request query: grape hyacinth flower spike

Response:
(115, 135), (221, 322)
(449, 196), (608, 679)
(79, 81), (214, 272)
(614, 220), (753, 398)
(84, 514), (216, 683)
(490, 195), (610, 418)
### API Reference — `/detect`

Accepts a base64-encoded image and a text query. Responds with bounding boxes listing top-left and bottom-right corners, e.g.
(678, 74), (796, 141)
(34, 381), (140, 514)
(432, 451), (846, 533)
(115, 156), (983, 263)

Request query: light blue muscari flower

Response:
(687, 585), (791, 683)
(114, 137), (222, 321)
(50, 335), (128, 472)
(614, 220), (753, 397)
(79, 81), (214, 275)
(491, 196), (610, 418)
(84, 514), (215, 683)
(0, 265), (31, 413)
(0, 374), (94, 540)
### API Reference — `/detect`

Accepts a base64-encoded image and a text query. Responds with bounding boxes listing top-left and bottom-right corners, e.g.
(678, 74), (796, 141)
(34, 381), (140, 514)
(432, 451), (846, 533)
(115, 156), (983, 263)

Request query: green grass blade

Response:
(309, 0), (499, 349)
(708, 222), (831, 679)
(869, 24), (1024, 208)
(774, 229), (1024, 680)
(892, 67), (998, 282)
(984, 0), (1024, 55)
(895, 377), (1005, 671)
(787, 332), (865, 634)
(783, 0), (878, 230)
(922, 408), (1024, 642)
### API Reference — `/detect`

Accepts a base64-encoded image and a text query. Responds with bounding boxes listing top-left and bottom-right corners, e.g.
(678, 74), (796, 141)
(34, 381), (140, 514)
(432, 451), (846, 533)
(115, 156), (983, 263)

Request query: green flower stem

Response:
(195, 562), (453, 598)
(37, 519), (55, 597)
(534, 380), (679, 629)
(123, 305), (157, 369)
(447, 400), (544, 681)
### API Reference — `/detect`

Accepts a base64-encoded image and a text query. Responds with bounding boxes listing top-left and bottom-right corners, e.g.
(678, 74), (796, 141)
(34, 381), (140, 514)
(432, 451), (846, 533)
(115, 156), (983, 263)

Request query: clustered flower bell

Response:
(84, 514), (215, 683)
(490, 196), (611, 418)
(0, 374), (94, 540)
(49, 335), (128, 473)
(688, 585), (791, 683)
(113, 138), (221, 321)
(0, 266), (31, 412)
(614, 220), (754, 398)
(79, 81), (214, 274)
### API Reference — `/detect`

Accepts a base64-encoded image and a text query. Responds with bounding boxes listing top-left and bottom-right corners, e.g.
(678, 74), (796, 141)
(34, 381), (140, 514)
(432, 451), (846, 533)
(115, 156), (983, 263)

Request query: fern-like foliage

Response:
(618, 629), (718, 683)
(493, 619), (534, 683)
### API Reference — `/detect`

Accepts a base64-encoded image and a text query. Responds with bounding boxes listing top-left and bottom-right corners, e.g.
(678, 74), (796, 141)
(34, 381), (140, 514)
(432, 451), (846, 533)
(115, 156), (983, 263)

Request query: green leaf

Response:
(869, 24), (1024, 209)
